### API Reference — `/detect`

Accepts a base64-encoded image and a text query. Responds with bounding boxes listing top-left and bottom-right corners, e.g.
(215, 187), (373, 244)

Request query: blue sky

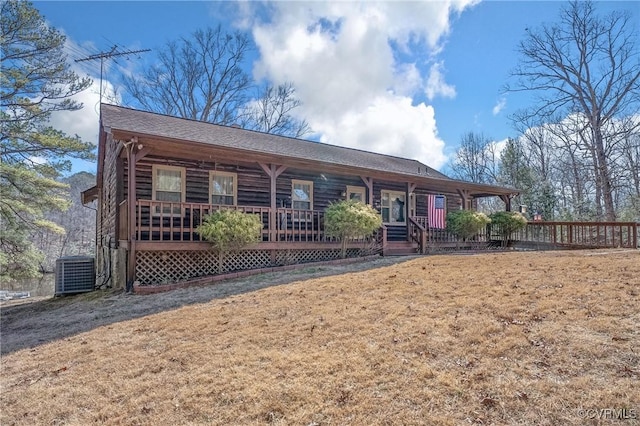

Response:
(34, 0), (638, 175)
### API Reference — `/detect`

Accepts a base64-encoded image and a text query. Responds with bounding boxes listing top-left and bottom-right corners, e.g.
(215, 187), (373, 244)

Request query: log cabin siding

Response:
(414, 190), (429, 217)
(121, 154), (470, 236)
(277, 169), (365, 209)
(100, 133), (119, 244)
(93, 133), (121, 288)
(124, 158), (272, 207)
(237, 165), (271, 207)
(446, 195), (461, 212)
(122, 156), (468, 219)
(412, 189), (463, 218)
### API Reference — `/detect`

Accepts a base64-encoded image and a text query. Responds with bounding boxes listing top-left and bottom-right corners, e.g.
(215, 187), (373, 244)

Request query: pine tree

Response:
(1, 0), (94, 280)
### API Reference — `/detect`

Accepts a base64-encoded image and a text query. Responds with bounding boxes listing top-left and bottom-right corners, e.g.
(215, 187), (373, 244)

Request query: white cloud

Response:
(492, 97), (507, 116)
(24, 25), (125, 174)
(48, 79), (119, 146)
(425, 62), (456, 101)
(27, 156), (47, 165)
(318, 94), (447, 169)
(249, 1), (477, 170)
(491, 138), (508, 158)
(393, 63), (423, 97)
(48, 83), (100, 145)
(47, 36), (121, 146)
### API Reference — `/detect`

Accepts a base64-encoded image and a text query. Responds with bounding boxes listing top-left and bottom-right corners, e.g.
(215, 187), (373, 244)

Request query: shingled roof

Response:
(101, 104), (450, 180)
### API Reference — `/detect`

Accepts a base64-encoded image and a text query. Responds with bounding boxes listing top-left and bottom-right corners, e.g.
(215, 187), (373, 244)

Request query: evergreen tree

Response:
(499, 138), (557, 220)
(1, 0), (94, 280)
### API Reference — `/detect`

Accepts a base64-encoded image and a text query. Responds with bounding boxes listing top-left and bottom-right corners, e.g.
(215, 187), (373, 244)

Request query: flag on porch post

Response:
(428, 194), (446, 228)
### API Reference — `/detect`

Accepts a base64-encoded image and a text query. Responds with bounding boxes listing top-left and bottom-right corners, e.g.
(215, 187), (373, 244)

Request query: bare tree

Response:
(616, 119), (640, 219)
(449, 132), (499, 184)
(511, 112), (555, 182)
(239, 82), (311, 137)
(123, 26), (252, 125)
(508, 1), (640, 220)
(549, 115), (599, 218)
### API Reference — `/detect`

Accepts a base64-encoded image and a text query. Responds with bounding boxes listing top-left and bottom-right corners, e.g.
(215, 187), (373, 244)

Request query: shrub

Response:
(446, 210), (491, 240)
(196, 210), (263, 272)
(489, 211), (528, 246)
(324, 200), (383, 258)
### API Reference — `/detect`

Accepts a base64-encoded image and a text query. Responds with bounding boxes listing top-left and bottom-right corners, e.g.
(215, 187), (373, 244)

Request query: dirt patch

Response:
(1, 250), (639, 425)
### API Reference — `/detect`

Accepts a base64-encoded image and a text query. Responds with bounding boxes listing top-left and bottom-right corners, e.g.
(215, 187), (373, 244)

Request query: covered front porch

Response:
(116, 199), (638, 287)
(119, 199), (515, 250)
(120, 200), (384, 285)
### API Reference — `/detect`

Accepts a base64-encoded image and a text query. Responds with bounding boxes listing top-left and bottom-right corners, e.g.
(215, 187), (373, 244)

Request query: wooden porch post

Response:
(408, 182), (416, 216)
(126, 143), (137, 287)
(259, 163), (287, 242)
(407, 183), (416, 241)
(360, 176), (374, 206)
(126, 140), (150, 287)
(499, 195), (512, 212)
(457, 189), (471, 210)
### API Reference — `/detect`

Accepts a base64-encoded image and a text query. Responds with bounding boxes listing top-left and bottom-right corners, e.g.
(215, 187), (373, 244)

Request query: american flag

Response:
(428, 194), (446, 228)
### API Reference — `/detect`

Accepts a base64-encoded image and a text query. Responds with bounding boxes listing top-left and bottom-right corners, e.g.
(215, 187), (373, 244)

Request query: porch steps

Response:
(384, 241), (419, 256)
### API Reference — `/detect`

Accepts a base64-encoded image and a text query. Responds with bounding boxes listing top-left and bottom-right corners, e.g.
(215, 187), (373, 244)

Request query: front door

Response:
(381, 190), (406, 225)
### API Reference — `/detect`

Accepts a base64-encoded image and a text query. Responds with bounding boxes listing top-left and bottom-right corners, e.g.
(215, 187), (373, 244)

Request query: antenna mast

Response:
(75, 46), (151, 105)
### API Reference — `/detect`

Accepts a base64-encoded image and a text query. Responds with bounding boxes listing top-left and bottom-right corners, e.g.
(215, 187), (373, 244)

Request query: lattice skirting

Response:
(135, 248), (368, 285)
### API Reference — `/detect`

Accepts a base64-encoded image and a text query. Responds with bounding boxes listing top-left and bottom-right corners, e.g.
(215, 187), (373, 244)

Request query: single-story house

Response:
(82, 104), (518, 289)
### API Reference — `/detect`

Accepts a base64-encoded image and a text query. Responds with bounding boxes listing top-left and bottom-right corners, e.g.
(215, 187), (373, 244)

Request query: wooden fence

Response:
(510, 221), (638, 249)
(410, 218), (638, 252)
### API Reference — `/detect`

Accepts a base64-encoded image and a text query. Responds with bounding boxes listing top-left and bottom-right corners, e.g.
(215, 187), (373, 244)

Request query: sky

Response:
(33, 0), (639, 175)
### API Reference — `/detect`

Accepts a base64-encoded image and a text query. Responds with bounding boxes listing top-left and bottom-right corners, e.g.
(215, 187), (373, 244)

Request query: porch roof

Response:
(100, 104), (517, 197)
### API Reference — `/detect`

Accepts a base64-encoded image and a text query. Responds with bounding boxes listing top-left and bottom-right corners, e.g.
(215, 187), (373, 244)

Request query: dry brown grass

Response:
(1, 250), (639, 425)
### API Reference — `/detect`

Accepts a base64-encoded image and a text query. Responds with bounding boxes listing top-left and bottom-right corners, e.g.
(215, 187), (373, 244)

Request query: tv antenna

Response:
(75, 45), (151, 104)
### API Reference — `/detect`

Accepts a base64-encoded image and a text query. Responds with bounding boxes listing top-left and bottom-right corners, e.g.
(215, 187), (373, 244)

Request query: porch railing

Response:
(275, 207), (332, 242)
(124, 202), (638, 250)
(411, 216), (488, 245)
(408, 217), (427, 254)
(134, 200), (271, 242)
(131, 200), (340, 243)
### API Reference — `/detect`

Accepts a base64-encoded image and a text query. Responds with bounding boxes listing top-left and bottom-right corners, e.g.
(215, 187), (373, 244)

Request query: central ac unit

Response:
(55, 256), (95, 295)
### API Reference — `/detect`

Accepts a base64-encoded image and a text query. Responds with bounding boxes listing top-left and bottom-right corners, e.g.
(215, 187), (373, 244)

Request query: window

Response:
(152, 165), (185, 215)
(292, 180), (313, 210)
(346, 185), (366, 203)
(210, 171), (236, 205)
(381, 190), (406, 224)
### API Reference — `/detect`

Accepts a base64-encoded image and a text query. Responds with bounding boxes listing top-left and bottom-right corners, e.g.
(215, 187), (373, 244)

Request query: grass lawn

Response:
(1, 250), (639, 425)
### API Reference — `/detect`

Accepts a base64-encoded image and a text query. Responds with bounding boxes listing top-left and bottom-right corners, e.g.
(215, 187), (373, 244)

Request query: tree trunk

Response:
(593, 127), (616, 221)
(218, 251), (224, 275)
